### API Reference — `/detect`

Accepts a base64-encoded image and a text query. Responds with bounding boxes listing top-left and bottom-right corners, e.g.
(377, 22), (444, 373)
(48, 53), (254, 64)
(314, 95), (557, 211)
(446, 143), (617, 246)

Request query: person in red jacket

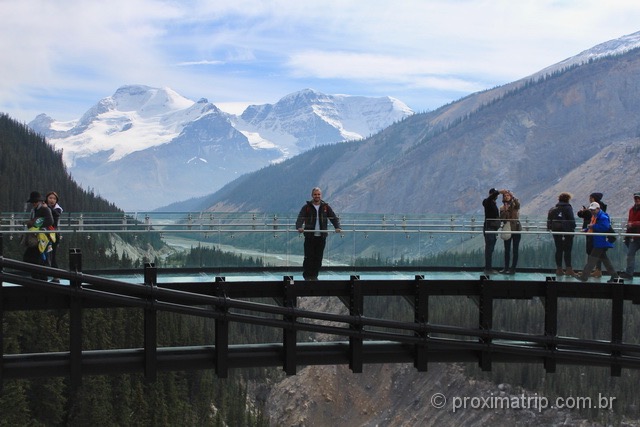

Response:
(620, 192), (640, 280)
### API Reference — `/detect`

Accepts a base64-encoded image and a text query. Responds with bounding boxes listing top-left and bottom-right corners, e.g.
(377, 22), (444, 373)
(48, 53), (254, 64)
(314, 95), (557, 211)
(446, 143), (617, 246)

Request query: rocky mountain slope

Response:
(197, 34), (640, 219)
(261, 298), (611, 427)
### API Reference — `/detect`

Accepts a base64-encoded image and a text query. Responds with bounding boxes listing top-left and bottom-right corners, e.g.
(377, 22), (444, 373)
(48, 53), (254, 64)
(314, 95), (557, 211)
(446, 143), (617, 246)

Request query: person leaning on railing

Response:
(295, 187), (341, 281)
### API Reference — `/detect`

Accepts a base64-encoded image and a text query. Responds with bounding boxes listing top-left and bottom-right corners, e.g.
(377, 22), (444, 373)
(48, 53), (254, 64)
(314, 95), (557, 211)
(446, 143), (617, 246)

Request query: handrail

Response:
(0, 211), (633, 237)
(2, 253), (640, 382)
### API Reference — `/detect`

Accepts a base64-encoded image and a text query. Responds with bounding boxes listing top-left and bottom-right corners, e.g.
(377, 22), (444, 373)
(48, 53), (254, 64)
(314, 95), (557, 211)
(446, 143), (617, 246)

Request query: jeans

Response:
(553, 234), (574, 268)
(579, 248), (617, 281)
(503, 234), (521, 269)
(483, 229), (497, 270)
(626, 239), (640, 275)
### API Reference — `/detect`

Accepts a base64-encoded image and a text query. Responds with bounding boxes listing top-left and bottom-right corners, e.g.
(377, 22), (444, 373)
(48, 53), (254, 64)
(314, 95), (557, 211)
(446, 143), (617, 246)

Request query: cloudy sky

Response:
(3, 0), (640, 122)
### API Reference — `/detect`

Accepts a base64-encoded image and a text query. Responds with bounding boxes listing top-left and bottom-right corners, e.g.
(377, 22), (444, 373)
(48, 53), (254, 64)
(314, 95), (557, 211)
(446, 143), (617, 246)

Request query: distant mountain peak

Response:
(27, 86), (412, 210)
(537, 30), (640, 77)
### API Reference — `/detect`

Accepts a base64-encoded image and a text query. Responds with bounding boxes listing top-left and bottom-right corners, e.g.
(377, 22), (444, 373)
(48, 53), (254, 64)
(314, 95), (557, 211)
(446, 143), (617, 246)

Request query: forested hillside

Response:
(0, 113), (119, 212)
(0, 113), (271, 425)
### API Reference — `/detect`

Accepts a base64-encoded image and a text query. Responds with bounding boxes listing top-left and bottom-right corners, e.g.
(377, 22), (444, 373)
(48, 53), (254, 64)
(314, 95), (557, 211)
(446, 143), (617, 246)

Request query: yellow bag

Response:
(37, 233), (50, 254)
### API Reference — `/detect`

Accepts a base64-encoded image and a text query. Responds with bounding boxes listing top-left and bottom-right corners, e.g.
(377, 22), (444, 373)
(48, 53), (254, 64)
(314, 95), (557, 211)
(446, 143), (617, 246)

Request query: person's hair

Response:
(45, 191), (59, 202)
(311, 187), (321, 195)
(558, 192), (572, 203)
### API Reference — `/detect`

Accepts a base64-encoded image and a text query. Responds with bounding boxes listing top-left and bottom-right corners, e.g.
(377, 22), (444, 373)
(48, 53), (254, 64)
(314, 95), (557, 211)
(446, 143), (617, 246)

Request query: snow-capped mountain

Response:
(29, 85), (413, 210)
(234, 89), (412, 157)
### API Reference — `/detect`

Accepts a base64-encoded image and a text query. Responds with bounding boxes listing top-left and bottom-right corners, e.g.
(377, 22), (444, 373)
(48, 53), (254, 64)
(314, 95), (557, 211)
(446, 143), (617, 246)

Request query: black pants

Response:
(483, 229), (497, 270)
(23, 246), (48, 280)
(553, 234), (574, 268)
(303, 236), (326, 280)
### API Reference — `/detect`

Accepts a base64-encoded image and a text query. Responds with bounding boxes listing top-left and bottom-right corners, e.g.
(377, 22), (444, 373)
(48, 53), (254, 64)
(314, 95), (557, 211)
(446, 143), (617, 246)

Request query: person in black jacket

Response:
(295, 187), (341, 281)
(576, 192), (607, 277)
(23, 191), (53, 280)
(548, 192), (577, 276)
(482, 187), (507, 275)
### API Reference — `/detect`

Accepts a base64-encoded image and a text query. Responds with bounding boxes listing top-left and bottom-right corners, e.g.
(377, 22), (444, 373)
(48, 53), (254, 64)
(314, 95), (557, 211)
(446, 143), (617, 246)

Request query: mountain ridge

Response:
(29, 87), (412, 210)
(193, 35), (640, 218)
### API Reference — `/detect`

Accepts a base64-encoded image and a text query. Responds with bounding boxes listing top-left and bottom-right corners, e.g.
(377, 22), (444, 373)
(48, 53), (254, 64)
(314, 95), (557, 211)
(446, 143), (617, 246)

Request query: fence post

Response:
(349, 275), (363, 373)
(611, 280), (624, 377)
(68, 248), (83, 388)
(543, 277), (558, 373)
(282, 276), (297, 375)
(214, 276), (228, 378)
(478, 276), (493, 372)
(144, 263), (158, 382)
(414, 275), (428, 372)
(0, 233), (4, 389)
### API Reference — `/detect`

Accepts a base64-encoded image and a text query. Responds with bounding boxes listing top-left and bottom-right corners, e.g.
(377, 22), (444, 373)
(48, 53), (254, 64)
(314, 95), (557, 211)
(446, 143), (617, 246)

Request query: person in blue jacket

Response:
(575, 202), (620, 282)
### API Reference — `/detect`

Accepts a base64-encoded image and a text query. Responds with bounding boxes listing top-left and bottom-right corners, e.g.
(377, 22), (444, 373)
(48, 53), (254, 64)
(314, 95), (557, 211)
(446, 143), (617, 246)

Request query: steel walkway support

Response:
(144, 263), (158, 382)
(5, 256), (640, 382)
(214, 276), (229, 378)
(282, 276), (297, 375)
(611, 280), (624, 377)
(414, 275), (428, 372)
(478, 275), (493, 372)
(544, 277), (558, 374)
(69, 248), (83, 388)
(348, 275), (363, 373)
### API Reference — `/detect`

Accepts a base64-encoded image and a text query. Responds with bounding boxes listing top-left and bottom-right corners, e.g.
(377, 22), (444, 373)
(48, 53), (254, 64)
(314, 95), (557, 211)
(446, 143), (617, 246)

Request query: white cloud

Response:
(2, 0), (640, 122)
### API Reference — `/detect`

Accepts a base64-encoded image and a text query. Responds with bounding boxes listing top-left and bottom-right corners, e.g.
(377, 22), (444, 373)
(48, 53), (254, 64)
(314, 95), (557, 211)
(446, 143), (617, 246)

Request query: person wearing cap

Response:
(482, 187), (508, 275)
(575, 202), (620, 283)
(576, 192), (608, 277)
(620, 192), (640, 280)
(23, 191), (54, 280)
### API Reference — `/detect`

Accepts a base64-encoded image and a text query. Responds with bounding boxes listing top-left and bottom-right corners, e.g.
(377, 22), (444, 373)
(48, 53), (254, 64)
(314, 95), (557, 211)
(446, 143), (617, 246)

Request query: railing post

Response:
(478, 276), (493, 372)
(0, 235), (4, 389)
(68, 248), (83, 388)
(214, 276), (229, 378)
(282, 276), (297, 375)
(414, 275), (428, 372)
(349, 275), (363, 373)
(611, 280), (624, 377)
(543, 277), (558, 373)
(144, 263), (158, 382)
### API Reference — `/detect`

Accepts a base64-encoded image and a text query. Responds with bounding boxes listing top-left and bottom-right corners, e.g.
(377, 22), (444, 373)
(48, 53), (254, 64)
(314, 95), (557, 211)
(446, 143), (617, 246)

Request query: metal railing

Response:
(1, 211), (635, 270)
(2, 253), (640, 384)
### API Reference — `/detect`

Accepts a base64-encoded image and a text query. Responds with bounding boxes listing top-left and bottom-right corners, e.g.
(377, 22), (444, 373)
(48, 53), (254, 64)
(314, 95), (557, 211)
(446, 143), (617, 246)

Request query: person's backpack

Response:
(606, 225), (617, 243)
(547, 206), (564, 231)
